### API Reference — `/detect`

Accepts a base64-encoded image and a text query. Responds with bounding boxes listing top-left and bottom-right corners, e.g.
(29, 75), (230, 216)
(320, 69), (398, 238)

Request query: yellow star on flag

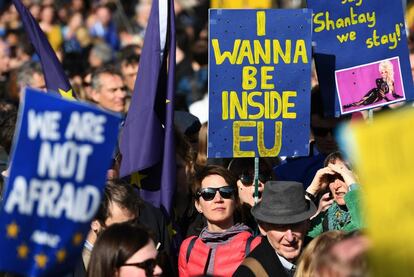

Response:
(58, 88), (75, 100)
(56, 249), (66, 263)
(131, 172), (147, 189)
(72, 233), (83, 246)
(17, 243), (29, 259)
(6, 221), (19, 238)
(166, 99), (171, 104)
(167, 223), (177, 238)
(34, 253), (48, 268)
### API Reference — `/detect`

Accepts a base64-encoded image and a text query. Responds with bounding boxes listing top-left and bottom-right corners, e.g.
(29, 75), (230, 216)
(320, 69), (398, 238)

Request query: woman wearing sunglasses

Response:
(227, 158), (275, 233)
(178, 165), (261, 277)
(228, 158), (275, 206)
(87, 222), (162, 277)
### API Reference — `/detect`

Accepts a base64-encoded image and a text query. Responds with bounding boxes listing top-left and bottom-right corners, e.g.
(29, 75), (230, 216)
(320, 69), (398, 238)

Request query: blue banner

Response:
(307, 0), (412, 115)
(208, 9), (312, 158)
(0, 89), (121, 276)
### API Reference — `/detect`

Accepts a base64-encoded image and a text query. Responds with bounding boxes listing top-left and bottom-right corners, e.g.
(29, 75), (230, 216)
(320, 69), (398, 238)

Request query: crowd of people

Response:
(1, 0), (414, 276)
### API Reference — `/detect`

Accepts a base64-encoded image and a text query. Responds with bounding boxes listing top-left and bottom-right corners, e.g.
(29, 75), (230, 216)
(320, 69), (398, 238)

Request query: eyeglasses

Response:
(196, 186), (235, 201)
(312, 126), (335, 137)
(239, 174), (271, 186)
(82, 81), (91, 87)
(122, 258), (157, 276)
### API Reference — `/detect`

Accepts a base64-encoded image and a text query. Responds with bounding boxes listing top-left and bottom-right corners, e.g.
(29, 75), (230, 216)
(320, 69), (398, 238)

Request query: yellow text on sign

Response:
(257, 11), (266, 36)
(221, 90), (297, 120)
(233, 121), (282, 157)
(211, 39), (308, 65)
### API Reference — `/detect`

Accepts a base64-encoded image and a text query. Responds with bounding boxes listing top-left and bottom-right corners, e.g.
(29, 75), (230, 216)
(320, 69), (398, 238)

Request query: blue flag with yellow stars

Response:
(13, 0), (75, 100)
(119, 0), (176, 217)
(0, 88), (121, 276)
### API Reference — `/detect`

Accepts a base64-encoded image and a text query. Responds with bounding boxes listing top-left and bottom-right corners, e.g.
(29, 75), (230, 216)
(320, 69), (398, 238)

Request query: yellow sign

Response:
(211, 0), (272, 9)
(343, 107), (414, 277)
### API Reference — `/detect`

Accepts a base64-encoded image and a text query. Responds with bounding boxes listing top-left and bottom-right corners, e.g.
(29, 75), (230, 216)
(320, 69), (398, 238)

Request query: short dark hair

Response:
(227, 158), (275, 180)
(323, 151), (349, 168)
(91, 66), (122, 91)
(94, 179), (143, 225)
(192, 165), (238, 199)
(87, 222), (154, 277)
(117, 44), (140, 68)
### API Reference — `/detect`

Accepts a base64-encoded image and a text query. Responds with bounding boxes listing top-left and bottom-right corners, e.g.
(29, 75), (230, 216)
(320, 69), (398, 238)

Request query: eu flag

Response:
(119, 0), (176, 216)
(12, 0), (75, 99)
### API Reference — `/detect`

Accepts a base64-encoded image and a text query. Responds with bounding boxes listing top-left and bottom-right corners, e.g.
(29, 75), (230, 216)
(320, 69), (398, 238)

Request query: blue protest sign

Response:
(0, 88), (121, 276)
(307, 0), (412, 115)
(208, 9), (312, 158)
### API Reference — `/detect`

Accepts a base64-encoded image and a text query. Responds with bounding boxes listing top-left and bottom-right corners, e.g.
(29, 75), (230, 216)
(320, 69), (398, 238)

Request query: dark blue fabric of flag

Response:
(120, 0), (176, 216)
(13, 0), (74, 98)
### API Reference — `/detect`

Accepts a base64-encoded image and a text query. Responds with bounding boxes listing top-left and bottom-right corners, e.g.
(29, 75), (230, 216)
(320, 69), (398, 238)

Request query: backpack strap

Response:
(244, 235), (254, 256)
(186, 236), (198, 263)
(241, 257), (269, 277)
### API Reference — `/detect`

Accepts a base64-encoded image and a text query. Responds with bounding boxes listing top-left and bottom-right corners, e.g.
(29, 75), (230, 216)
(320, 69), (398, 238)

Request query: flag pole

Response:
(254, 157), (259, 205)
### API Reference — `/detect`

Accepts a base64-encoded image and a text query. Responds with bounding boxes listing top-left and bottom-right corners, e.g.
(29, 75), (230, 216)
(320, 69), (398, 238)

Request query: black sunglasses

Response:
(312, 126), (335, 137)
(239, 174), (271, 186)
(196, 186), (235, 201)
(82, 81), (91, 87)
(122, 258), (157, 276)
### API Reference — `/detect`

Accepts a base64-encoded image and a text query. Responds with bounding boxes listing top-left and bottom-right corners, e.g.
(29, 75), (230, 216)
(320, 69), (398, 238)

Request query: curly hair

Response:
(379, 60), (394, 83)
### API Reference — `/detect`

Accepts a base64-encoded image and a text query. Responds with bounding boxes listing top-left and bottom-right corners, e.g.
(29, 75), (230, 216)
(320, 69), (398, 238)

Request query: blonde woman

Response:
(343, 60), (402, 109)
(294, 230), (346, 277)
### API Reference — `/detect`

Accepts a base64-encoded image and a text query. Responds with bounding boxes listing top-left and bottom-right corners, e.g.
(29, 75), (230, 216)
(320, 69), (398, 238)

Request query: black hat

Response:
(251, 181), (316, 225)
(174, 111), (201, 136)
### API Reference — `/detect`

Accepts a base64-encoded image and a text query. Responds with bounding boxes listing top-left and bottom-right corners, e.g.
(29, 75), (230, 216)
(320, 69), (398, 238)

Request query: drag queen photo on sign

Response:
(342, 60), (403, 109)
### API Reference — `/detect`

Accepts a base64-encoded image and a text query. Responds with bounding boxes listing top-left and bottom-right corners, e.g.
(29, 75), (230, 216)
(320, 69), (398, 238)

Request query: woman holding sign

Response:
(342, 60), (402, 109)
(178, 165), (261, 277)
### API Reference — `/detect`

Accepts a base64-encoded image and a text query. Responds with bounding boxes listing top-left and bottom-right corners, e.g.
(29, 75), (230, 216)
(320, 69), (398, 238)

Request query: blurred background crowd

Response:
(0, 0), (413, 112)
(0, 1), (413, 276)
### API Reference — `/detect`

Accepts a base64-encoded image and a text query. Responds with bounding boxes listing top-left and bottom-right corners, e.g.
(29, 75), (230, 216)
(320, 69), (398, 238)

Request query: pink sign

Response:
(336, 57), (406, 114)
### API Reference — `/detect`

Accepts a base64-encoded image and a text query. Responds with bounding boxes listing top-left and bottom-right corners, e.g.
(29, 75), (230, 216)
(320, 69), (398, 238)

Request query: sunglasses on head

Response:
(121, 258), (157, 276)
(196, 186), (235, 201)
(312, 126), (335, 137)
(239, 173), (271, 186)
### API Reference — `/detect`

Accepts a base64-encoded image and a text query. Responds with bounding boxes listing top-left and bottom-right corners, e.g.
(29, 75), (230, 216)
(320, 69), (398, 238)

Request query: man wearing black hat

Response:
(234, 181), (316, 277)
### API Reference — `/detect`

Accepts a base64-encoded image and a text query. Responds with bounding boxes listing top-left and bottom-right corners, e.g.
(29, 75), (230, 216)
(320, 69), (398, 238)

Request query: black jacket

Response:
(233, 237), (289, 277)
